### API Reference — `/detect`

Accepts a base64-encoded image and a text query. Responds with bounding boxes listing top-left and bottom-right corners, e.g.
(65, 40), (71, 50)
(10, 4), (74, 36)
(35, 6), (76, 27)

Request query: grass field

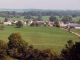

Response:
(72, 16), (80, 22)
(0, 16), (80, 22)
(0, 16), (51, 22)
(0, 26), (80, 54)
(71, 29), (80, 34)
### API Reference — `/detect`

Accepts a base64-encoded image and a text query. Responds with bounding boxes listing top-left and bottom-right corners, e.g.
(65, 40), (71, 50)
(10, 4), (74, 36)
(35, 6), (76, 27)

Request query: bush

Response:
(23, 47), (59, 60)
(16, 21), (23, 28)
(61, 40), (80, 60)
(8, 33), (28, 58)
(0, 40), (8, 59)
(0, 24), (5, 31)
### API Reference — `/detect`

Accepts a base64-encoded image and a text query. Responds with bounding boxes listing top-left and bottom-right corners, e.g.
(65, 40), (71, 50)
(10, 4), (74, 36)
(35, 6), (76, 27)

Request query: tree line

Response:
(0, 10), (80, 18)
(0, 32), (80, 60)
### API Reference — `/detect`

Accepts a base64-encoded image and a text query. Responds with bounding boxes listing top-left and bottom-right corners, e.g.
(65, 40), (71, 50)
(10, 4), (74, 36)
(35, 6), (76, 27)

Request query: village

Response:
(2, 18), (80, 29)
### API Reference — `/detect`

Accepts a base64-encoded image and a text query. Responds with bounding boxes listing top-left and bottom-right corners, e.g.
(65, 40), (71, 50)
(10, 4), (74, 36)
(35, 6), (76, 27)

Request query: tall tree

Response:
(77, 20), (80, 24)
(49, 15), (57, 22)
(8, 33), (28, 58)
(37, 13), (43, 21)
(61, 16), (72, 23)
(16, 21), (23, 28)
(4, 17), (9, 22)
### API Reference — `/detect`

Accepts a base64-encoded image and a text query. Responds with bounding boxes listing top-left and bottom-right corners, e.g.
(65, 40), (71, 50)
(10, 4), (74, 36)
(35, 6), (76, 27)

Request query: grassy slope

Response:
(71, 29), (80, 34)
(0, 26), (80, 54)
(0, 16), (62, 22)
(0, 16), (80, 22)
(72, 16), (80, 22)
(0, 16), (27, 22)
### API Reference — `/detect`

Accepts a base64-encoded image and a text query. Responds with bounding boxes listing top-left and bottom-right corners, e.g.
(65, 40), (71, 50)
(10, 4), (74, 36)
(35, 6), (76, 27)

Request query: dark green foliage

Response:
(16, 21), (23, 28)
(24, 15), (33, 19)
(0, 40), (8, 59)
(0, 10), (80, 18)
(23, 46), (59, 60)
(1, 56), (13, 60)
(62, 16), (72, 23)
(54, 20), (60, 27)
(61, 40), (80, 60)
(77, 20), (80, 24)
(49, 16), (57, 22)
(37, 13), (43, 21)
(30, 20), (38, 26)
(72, 14), (77, 18)
(0, 24), (5, 31)
(4, 17), (9, 22)
(37, 16), (43, 21)
(8, 33), (28, 58)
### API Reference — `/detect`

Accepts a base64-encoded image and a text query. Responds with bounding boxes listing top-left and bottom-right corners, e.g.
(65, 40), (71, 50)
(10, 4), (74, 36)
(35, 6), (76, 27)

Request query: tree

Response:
(0, 40), (8, 59)
(16, 21), (23, 28)
(49, 15), (57, 22)
(61, 16), (72, 23)
(61, 40), (80, 60)
(54, 19), (60, 27)
(37, 13), (43, 21)
(24, 15), (33, 19)
(24, 46), (59, 60)
(77, 20), (80, 24)
(8, 33), (28, 58)
(0, 24), (5, 31)
(4, 17), (9, 22)
(72, 14), (77, 18)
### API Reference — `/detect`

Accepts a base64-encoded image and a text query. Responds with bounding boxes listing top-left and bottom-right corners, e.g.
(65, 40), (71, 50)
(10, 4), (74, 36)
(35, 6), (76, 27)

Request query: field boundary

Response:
(61, 28), (80, 38)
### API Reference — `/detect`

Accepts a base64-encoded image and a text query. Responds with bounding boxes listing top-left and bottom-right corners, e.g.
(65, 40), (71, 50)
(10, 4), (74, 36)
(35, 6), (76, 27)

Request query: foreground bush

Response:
(0, 40), (8, 59)
(0, 24), (5, 31)
(61, 40), (80, 60)
(8, 33), (28, 59)
(7, 33), (59, 60)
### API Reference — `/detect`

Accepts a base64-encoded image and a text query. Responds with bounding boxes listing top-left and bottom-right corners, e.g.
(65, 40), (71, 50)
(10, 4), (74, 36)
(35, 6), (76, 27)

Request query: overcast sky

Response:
(0, 0), (80, 10)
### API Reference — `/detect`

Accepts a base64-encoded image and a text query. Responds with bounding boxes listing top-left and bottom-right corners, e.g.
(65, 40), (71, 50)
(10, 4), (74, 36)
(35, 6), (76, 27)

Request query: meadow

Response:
(0, 26), (80, 54)
(0, 16), (80, 22)
(71, 29), (80, 34)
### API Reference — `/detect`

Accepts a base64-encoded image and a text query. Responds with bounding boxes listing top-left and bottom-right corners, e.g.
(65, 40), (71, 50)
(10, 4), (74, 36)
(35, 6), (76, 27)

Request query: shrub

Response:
(16, 21), (23, 28)
(0, 40), (8, 59)
(0, 24), (5, 31)
(8, 33), (28, 58)
(61, 40), (80, 60)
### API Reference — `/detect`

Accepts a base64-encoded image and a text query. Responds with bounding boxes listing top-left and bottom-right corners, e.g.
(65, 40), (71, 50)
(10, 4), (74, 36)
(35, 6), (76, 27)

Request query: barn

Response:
(66, 23), (80, 29)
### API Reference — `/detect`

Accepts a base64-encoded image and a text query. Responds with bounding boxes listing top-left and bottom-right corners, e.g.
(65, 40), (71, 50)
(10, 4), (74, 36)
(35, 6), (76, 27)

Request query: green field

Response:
(0, 26), (80, 54)
(72, 16), (80, 22)
(0, 16), (51, 22)
(0, 16), (80, 22)
(71, 29), (80, 34)
(0, 16), (27, 22)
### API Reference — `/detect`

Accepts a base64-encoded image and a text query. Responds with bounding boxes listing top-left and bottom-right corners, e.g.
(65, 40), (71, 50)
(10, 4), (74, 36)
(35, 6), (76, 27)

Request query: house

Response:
(48, 21), (54, 26)
(3, 21), (12, 25)
(59, 21), (67, 27)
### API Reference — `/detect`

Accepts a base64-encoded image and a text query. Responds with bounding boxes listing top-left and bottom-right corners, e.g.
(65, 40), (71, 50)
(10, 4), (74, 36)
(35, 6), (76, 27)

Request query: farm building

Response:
(66, 23), (80, 29)
(48, 21), (54, 26)
(3, 21), (12, 25)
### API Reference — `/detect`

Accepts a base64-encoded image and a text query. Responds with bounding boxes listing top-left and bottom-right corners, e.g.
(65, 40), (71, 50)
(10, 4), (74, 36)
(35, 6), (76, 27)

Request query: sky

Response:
(0, 0), (80, 10)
